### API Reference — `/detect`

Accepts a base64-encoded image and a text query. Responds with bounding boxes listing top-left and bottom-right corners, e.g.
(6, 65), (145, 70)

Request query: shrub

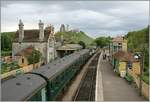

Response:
(27, 49), (42, 64)
(125, 73), (133, 83)
(141, 74), (149, 84)
(1, 51), (12, 57)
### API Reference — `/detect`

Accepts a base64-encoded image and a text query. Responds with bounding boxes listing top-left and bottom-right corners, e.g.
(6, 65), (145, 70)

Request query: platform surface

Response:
(96, 51), (146, 101)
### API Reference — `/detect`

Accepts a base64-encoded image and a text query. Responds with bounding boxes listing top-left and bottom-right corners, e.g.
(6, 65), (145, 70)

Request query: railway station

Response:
(1, 1), (149, 101)
(1, 48), (147, 101)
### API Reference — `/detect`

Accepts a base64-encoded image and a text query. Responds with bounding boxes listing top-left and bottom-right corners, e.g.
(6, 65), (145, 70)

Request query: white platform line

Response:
(95, 51), (104, 101)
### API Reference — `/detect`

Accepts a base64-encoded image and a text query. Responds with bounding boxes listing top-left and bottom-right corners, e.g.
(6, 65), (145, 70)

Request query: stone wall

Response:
(12, 42), (47, 62)
(128, 69), (149, 100)
(1, 62), (41, 79)
(132, 62), (140, 75)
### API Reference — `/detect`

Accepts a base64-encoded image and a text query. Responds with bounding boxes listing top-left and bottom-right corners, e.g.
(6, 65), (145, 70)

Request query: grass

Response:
(1, 50), (12, 57)
(55, 31), (94, 46)
(1, 62), (20, 74)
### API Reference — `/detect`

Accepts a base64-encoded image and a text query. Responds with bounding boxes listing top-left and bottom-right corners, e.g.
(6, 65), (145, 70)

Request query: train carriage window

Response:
(41, 88), (46, 101)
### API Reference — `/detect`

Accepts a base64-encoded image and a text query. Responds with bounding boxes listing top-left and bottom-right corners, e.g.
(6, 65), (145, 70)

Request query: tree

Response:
(27, 49), (42, 64)
(126, 26), (149, 83)
(1, 32), (14, 51)
(78, 41), (86, 49)
(94, 36), (111, 48)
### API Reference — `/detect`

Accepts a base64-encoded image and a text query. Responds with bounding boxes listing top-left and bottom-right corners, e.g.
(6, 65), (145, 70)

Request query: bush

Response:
(27, 49), (42, 64)
(125, 73), (133, 83)
(78, 41), (86, 49)
(141, 74), (149, 84)
(1, 51), (12, 57)
(1, 62), (20, 74)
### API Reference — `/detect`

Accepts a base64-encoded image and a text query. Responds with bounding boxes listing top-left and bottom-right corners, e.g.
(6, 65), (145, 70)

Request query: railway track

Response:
(73, 52), (100, 101)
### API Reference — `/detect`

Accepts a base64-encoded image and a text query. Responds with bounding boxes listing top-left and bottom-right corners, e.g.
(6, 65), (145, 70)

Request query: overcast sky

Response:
(1, 1), (149, 38)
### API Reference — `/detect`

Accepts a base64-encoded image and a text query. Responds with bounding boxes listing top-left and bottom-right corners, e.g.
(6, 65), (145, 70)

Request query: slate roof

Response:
(113, 50), (139, 62)
(15, 45), (34, 56)
(13, 29), (51, 42)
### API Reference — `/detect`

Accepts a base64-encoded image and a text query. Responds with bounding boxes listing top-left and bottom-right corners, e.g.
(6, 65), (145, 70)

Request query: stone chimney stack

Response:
(39, 20), (44, 41)
(18, 19), (24, 42)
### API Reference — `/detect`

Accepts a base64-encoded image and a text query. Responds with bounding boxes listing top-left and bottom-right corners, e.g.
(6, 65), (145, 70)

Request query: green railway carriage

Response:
(29, 49), (91, 101)
(2, 73), (47, 101)
(2, 49), (93, 101)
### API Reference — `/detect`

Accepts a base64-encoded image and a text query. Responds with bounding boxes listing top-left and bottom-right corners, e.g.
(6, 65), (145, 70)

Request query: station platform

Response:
(95, 51), (146, 101)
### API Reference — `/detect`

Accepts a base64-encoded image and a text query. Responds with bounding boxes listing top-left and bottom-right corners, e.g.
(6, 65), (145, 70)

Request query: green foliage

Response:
(126, 26), (149, 84)
(126, 27), (149, 52)
(1, 32), (15, 51)
(78, 41), (86, 49)
(27, 49), (42, 64)
(55, 31), (94, 46)
(141, 74), (149, 84)
(114, 59), (120, 76)
(94, 36), (111, 48)
(1, 51), (12, 57)
(1, 62), (20, 74)
(125, 73), (133, 83)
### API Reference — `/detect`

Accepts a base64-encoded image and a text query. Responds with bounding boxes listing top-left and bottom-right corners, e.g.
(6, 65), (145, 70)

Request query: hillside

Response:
(55, 31), (94, 45)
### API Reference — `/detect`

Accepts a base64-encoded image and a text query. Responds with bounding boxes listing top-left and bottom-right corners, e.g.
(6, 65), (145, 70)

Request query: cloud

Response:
(1, 1), (149, 38)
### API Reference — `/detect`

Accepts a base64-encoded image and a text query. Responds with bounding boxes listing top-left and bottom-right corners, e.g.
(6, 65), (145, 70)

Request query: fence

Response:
(128, 70), (149, 100)
(1, 62), (41, 79)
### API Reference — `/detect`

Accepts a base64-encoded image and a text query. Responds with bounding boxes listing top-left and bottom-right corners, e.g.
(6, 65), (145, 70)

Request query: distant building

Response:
(14, 46), (34, 67)
(56, 44), (82, 58)
(12, 20), (56, 64)
(113, 50), (140, 78)
(70, 28), (80, 33)
(60, 24), (66, 32)
(111, 36), (127, 53)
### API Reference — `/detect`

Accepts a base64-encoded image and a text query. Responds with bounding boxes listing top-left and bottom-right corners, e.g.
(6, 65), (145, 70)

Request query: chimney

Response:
(39, 20), (44, 41)
(18, 19), (24, 42)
